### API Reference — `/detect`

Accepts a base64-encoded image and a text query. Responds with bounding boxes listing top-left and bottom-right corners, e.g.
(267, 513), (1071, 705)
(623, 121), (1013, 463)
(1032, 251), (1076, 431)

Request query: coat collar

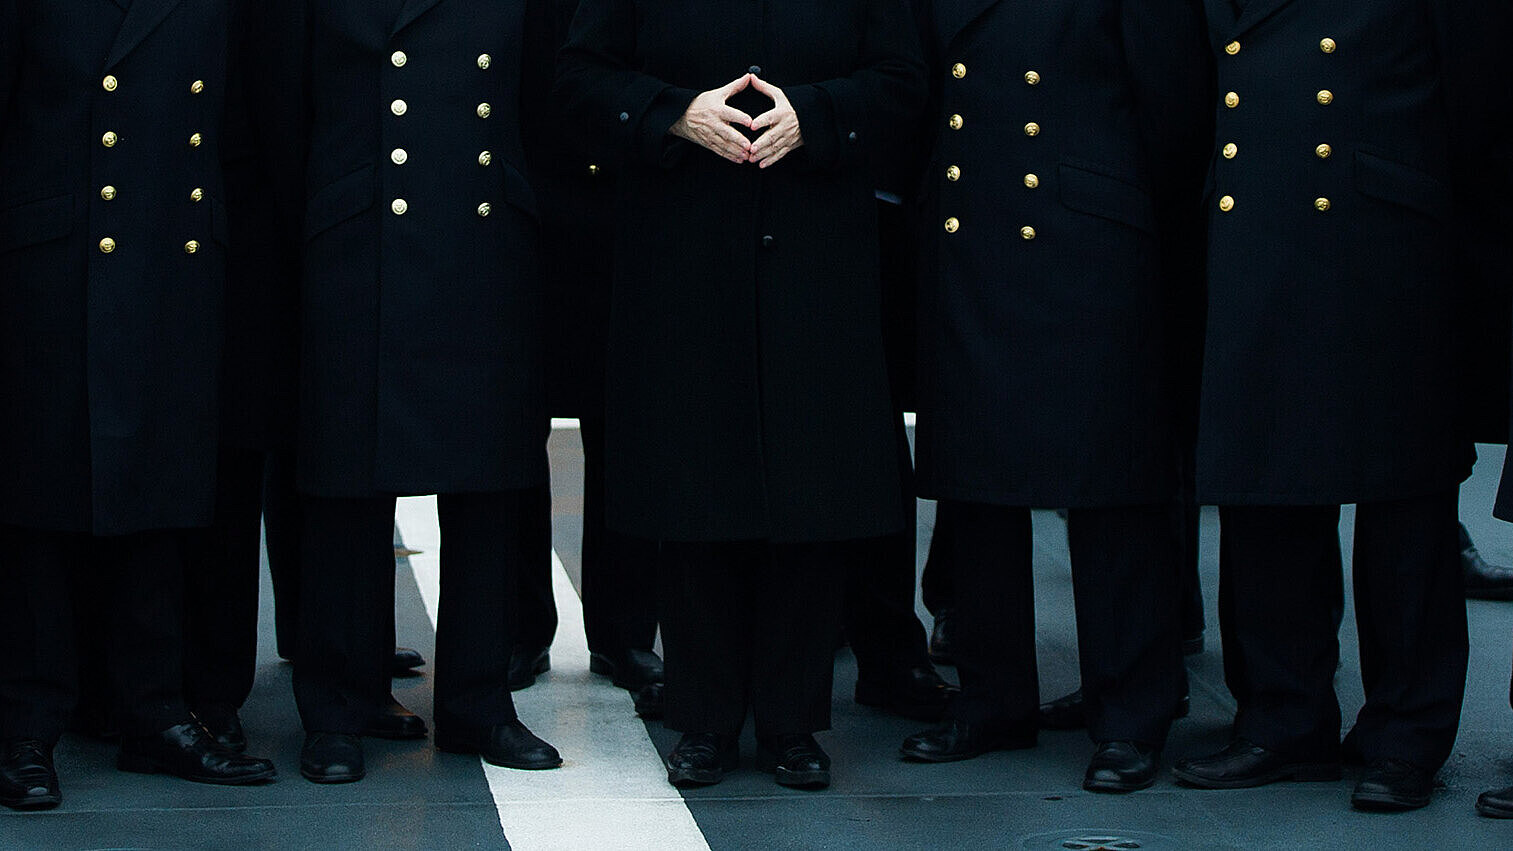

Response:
(104, 0), (184, 69)
(1219, 0), (1300, 41)
(393, 0), (446, 36)
(935, 0), (1004, 50)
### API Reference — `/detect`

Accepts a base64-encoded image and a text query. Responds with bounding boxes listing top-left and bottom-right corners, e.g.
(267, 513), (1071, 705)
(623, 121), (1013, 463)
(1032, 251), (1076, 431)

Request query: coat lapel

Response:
(1201, 0), (1237, 50)
(393, 0), (446, 35)
(1232, 0), (1299, 38)
(104, 0), (184, 69)
(936, 0), (1005, 51)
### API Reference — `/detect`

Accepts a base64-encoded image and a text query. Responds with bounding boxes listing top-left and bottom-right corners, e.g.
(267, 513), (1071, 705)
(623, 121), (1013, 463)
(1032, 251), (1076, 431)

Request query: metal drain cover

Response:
(1021, 830), (1181, 851)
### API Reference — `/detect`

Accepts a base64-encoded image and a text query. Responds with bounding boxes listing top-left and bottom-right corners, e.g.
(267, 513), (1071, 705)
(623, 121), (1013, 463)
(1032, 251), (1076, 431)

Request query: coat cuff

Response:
(637, 85), (699, 168)
(787, 82), (857, 171)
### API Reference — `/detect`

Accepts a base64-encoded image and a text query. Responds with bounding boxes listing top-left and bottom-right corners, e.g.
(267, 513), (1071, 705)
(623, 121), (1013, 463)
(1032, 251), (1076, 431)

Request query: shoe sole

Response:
(1477, 799), (1513, 819)
(300, 767), (365, 784)
(667, 766), (728, 787)
(1171, 762), (1340, 789)
(755, 754), (830, 789)
(509, 657), (552, 692)
(899, 736), (1037, 763)
(1, 792), (61, 811)
(118, 755), (278, 786)
(434, 739), (562, 770)
(1352, 790), (1430, 812)
(1083, 774), (1158, 794)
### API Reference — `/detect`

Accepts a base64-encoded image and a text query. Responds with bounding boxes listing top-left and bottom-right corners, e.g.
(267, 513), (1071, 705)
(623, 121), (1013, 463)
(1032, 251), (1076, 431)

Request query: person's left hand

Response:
(747, 76), (804, 169)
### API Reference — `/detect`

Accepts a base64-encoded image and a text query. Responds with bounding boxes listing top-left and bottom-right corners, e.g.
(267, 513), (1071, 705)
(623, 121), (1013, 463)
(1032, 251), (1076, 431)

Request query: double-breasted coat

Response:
(556, 0), (926, 542)
(292, 0), (550, 497)
(1196, 0), (1502, 505)
(0, 0), (233, 535)
(911, 0), (1212, 508)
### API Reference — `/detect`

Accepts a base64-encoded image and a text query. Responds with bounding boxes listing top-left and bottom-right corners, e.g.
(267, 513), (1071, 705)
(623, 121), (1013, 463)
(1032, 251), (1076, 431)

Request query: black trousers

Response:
(946, 501), (1185, 747)
(579, 417), (657, 656)
(1218, 489), (1467, 769)
(294, 492), (529, 734)
(660, 541), (843, 738)
(0, 525), (191, 742)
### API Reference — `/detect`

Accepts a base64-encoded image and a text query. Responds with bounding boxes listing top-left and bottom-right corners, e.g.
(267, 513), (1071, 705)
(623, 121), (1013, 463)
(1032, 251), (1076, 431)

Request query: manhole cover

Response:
(1021, 830), (1180, 851)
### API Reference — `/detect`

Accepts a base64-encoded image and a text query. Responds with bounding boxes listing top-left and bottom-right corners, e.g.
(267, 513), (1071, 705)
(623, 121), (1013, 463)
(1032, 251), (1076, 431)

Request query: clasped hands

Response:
(670, 73), (803, 168)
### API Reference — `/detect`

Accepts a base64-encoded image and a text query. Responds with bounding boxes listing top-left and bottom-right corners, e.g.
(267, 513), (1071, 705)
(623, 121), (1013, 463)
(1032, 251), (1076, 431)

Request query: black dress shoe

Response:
(589, 647), (666, 691)
(1172, 738), (1339, 789)
(391, 646), (427, 677)
(1461, 542), (1513, 601)
(899, 719), (1036, 763)
(192, 704), (248, 753)
(118, 721), (277, 785)
(508, 645), (551, 691)
(928, 610), (955, 666)
(855, 664), (959, 722)
(1476, 785), (1513, 818)
(300, 732), (365, 784)
(362, 697), (428, 740)
(666, 732), (739, 787)
(1, 739), (61, 811)
(633, 682), (665, 719)
(1036, 688), (1190, 731)
(435, 720), (562, 770)
(1351, 758), (1434, 811)
(757, 733), (831, 789)
(1084, 741), (1160, 793)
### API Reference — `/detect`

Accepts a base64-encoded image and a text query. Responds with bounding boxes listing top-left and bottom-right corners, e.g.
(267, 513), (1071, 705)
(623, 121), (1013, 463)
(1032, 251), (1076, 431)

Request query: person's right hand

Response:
(670, 74), (757, 164)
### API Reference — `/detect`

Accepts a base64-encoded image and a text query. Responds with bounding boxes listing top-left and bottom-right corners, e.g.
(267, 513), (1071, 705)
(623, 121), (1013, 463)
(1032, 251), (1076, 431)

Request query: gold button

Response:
(1321, 37), (1337, 54)
(945, 165), (960, 181)
(948, 113), (963, 130)
(1024, 122), (1040, 137)
(190, 187), (204, 202)
(943, 217), (959, 233)
(1223, 142), (1238, 159)
(189, 132), (203, 147)
(100, 185), (117, 201)
(391, 198), (408, 215)
(184, 240), (200, 254)
(99, 237), (116, 253)
(951, 63), (966, 79)
(1225, 41), (1241, 55)
(102, 131), (119, 148)
(476, 102), (492, 119)
(1020, 226), (1036, 240)
(1315, 197), (1331, 212)
(1219, 195), (1235, 212)
(191, 79), (205, 94)
(1225, 91), (1239, 108)
(477, 202), (492, 217)
(102, 75), (118, 92)
(1023, 173), (1039, 189)
(478, 150), (492, 166)
(391, 99), (408, 116)
(391, 50), (408, 67)
(477, 53), (492, 70)
(1316, 89), (1333, 105)
(588, 164), (601, 176)
(391, 148), (408, 165)
(1316, 143), (1332, 159)
(1024, 71), (1040, 85)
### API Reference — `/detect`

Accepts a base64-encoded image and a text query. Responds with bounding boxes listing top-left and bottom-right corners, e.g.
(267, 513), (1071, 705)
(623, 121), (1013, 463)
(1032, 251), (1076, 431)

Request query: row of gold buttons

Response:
(943, 66), (1040, 240)
(97, 75), (209, 255)
(388, 49), (499, 218)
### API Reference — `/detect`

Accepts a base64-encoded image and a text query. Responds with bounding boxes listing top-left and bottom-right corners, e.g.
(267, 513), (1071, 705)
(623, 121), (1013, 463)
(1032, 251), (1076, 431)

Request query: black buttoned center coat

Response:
(294, 0), (548, 497)
(0, 0), (233, 535)
(556, 0), (926, 542)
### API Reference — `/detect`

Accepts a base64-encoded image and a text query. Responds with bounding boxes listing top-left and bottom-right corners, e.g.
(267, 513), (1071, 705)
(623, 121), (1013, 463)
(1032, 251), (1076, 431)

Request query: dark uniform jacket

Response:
(1197, 0), (1500, 505)
(556, 0), (926, 542)
(0, 0), (233, 535)
(293, 0), (550, 497)
(911, 0), (1212, 507)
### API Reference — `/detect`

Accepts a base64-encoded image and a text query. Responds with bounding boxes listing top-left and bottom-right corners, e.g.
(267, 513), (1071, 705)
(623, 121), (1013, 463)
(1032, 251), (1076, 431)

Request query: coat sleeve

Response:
(554, 0), (700, 168)
(784, 0), (927, 174)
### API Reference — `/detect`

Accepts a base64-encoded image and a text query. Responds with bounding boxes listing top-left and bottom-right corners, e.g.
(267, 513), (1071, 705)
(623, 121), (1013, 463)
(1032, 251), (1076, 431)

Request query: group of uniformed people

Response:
(5, 0), (1513, 824)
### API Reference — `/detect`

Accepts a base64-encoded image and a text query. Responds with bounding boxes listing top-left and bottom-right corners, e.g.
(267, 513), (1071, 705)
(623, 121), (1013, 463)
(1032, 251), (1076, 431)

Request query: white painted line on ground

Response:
(395, 496), (712, 851)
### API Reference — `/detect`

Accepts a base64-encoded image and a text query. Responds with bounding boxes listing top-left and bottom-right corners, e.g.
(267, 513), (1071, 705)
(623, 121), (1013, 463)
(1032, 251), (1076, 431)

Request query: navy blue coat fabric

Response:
(0, 0), (234, 534)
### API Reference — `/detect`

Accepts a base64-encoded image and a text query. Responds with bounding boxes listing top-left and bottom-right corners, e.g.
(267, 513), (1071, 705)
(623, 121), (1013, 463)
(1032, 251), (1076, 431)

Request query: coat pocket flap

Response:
(304, 164), (376, 239)
(1058, 162), (1157, 235)
(1353, 151), (1449, 218)
(0, 193), (75, 255)
(502, 161), (538, 220)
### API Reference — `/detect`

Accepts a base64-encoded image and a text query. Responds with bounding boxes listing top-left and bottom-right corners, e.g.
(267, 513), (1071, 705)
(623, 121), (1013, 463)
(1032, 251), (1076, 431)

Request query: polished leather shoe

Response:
(1, 739), (61, 811)
(633, 682), (665, 719)
(590, 647), (665, 691)
(757, 733), (831, 789)
(118, 721), (276, 785)
(928, 610), (955, 666)
(391, 646), (427, 677)
(435, 720), (562, 770)
(508, 645), (551, 691)
(1037, 688), (1190, 731)
(855, 664), (959, 721)
(1084, 741), (1160, 793)
(900, 719), (1036, 763)
(300, 732), (365, 783)
(1351, 758), (1434, 811)
(192, 704), (248, 753)
(1462, 542), (1513, 600)
(666, 732), (739, 787)
(1476, 785), (1513, 818)
(362, 697), (428, 740)
(1172, 738), (1339, 789)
